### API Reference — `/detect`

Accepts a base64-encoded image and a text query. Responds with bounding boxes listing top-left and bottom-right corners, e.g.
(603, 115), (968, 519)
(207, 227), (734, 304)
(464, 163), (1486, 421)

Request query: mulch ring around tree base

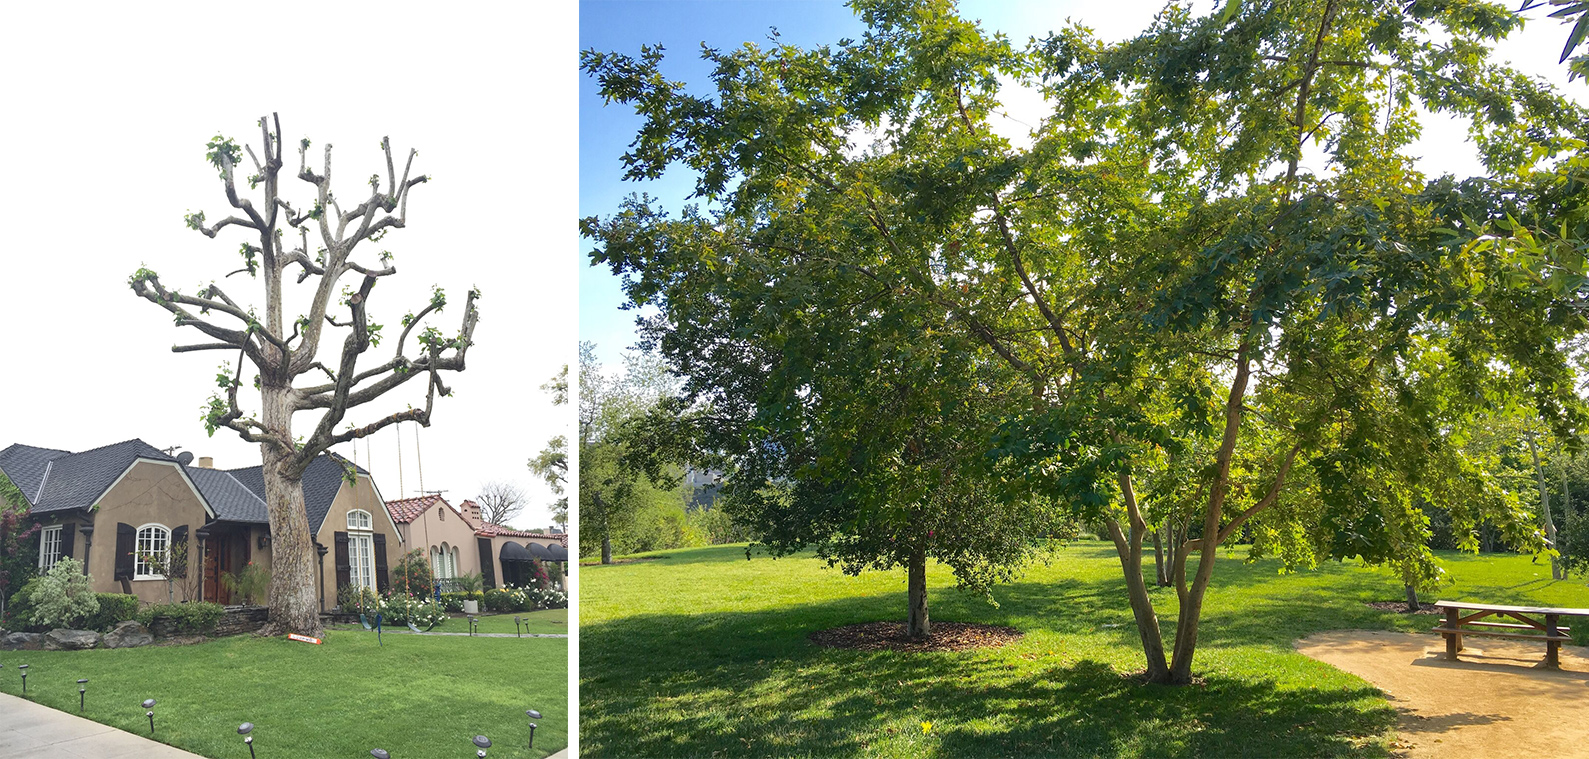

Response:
(809, 621), (1024, 652)
(1365, 600), (1440, 615)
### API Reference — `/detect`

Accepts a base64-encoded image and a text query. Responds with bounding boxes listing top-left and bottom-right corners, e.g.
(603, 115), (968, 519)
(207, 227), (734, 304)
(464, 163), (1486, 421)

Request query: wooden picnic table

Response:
(1432, 600), (1588, 668)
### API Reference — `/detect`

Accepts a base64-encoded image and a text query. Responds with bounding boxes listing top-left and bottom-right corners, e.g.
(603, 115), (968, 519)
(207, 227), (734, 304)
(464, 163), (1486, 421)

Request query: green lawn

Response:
(581, 540), (1589, 758)
(428, 609), (569, 635)
(0, 629), (566, 758)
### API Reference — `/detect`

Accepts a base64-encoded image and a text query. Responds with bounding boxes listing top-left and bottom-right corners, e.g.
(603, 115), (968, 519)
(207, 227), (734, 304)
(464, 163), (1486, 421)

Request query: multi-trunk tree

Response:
(132, 115), (479, 636)
(584, 0), (1589, 682)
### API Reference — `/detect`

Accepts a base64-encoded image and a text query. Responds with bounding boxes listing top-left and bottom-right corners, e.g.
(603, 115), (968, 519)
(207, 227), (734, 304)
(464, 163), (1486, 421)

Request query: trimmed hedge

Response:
(138, 602), (225, 634)
(84, 594), (140, 632)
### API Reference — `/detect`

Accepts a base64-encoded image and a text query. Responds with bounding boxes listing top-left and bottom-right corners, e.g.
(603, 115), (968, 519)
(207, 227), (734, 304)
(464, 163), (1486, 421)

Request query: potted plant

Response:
(455, 573), (484, 614)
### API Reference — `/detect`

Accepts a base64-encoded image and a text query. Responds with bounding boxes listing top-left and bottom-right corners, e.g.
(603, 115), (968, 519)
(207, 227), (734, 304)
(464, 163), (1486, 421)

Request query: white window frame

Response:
(38, 525), (62, 572)
(346, 510), (376, 591)
(135, 523), (170, 580)
(450, 546), (460, 578)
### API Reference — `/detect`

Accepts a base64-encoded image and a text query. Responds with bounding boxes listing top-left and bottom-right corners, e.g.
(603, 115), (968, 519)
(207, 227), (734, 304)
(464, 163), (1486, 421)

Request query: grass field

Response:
(0, 628), (566, 758)
(580, 540), (1589, 758)
(428, 608), (569, 635)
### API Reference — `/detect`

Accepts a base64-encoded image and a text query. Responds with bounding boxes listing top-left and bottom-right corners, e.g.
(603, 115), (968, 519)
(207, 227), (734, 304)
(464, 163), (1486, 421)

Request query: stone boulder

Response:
(42, 629), (100, 651)
(101, 620), (154, 649)
(0, 632), (41, 651)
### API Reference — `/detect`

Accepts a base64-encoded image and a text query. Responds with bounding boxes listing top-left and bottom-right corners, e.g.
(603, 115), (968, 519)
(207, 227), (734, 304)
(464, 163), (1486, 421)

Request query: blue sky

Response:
(579, 0), (1585, 370)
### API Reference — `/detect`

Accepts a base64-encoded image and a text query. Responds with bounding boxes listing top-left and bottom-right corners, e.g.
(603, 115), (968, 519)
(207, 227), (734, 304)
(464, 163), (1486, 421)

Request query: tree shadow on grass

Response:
(581, 594), (1397, 758)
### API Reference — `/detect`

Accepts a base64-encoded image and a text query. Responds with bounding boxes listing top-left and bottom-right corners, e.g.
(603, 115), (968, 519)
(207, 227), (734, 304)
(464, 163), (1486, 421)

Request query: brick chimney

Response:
(197, 456), (214, 469)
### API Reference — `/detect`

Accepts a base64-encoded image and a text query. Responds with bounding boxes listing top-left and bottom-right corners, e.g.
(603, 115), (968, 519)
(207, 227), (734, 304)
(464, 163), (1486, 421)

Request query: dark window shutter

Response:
(58, 523), (76, 561)
(373, 533), (389, 594)
(170, 525), (189, 578)
(114, 523), (135, 580)
(477, 537), (497, 589)
(334, 531), (351, 590)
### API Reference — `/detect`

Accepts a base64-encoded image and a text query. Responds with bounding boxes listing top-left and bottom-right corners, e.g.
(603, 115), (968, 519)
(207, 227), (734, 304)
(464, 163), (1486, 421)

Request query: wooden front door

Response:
(204, 534), (234, 605)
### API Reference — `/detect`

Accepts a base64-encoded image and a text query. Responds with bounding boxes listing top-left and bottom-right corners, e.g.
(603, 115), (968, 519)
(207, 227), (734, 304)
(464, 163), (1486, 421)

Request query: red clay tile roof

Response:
(385, 494), (450, 523)
(476, 522), (568, 546)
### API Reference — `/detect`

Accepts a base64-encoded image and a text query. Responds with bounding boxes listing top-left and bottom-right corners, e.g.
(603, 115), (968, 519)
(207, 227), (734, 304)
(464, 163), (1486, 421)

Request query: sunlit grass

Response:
(581, 539), (1589, 758)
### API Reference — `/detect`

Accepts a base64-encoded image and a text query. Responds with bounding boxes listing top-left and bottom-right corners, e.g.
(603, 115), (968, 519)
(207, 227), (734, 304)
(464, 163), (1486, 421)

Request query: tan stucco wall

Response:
(313, 474), (402, 605)
(399, 501), (483, 581)
(88, 461), (212, 604)
(485, 534), (566, 590)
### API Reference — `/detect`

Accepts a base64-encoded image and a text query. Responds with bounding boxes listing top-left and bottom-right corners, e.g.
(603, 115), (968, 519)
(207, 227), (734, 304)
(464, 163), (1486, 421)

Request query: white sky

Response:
(0, 2), (578, 531)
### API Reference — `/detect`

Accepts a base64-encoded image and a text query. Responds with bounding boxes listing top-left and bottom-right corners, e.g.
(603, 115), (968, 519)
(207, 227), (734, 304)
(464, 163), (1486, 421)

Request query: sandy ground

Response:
(1296, 630), (1589, 757)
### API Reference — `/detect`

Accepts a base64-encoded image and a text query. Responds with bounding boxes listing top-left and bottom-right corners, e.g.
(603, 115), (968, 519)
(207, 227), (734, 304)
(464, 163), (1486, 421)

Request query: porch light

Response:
(472, 735), (491, 759)
(77, 679), (87, 712)
(143, 699), (156, 734)
(239, 722), (256, 759)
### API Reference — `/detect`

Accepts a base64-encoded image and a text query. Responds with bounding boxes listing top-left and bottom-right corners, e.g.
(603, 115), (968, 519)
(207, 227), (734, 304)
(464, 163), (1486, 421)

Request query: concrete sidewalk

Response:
(0, 692), (201, 758)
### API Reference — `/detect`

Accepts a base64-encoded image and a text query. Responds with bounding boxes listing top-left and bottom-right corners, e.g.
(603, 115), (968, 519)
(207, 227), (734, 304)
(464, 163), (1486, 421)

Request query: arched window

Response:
(346, 510), (375, 590)
(451, 546), (460, 578)
(135, 524), (170, 580)
(438, 542), (453, 579)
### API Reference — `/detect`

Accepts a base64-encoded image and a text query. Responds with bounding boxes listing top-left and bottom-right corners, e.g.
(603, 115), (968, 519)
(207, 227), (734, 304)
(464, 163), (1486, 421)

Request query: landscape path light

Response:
(526, 709), (542, 749)
(239, 722), (256, 759)
(514, 617), (522, 638)
(17, 664), (26, 694)
(77, 679), (87, 712)
(142, 699), (157, 734)
(472, 735), (491, 759)
(370, 750), (390, 759)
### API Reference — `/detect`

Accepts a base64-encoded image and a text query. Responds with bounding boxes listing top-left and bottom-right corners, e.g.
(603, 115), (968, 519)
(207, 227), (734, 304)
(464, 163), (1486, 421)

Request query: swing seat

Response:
(408, 621), (424, 633)
(359, 613), (373, 630)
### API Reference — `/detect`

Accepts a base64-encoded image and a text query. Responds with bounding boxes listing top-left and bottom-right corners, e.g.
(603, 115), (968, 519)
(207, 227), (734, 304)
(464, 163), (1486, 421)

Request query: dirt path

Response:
(1296, 630), (1589, 757)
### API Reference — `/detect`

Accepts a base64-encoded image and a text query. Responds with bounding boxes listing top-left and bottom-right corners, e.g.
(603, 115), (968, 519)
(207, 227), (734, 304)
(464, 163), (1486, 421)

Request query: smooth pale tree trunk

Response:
(1528, 435), (1563, 580)
(1106, 516), (1171, 682)
(1152, 529), (1167, 587)
(258, 402), (324, 636)
(906, 547), (929, 640)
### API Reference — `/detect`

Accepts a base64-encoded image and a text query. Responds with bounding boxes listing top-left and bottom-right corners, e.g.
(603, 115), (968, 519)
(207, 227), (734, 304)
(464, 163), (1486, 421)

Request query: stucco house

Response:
(385, 494), (567, 589)
(0, 439), (401, 610)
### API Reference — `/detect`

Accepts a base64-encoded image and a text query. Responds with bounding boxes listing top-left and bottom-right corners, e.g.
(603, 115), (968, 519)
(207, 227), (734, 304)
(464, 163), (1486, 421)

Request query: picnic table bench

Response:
(1432, 600), (1588, 668)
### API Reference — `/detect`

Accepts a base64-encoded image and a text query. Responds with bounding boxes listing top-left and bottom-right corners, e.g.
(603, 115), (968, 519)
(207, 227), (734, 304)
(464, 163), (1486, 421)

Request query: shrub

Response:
(438, 592), (467, 613)
(453, 572), (484, 598)
(30, 558), (100, 629)
(221, 562), (270, 605)
(378, 593), (447, 629)
(137, 602), (224, 634)
(5, 577), (42, 631)
(337, 584), (381, 614)
(83, 594), (140, 632)
(391, 549), (434, 596)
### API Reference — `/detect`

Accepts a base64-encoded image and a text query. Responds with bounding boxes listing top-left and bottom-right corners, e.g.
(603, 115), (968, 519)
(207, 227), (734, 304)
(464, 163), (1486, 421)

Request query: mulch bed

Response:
(809, 621), (1024, 652)
(1366, 600), (1440, 615)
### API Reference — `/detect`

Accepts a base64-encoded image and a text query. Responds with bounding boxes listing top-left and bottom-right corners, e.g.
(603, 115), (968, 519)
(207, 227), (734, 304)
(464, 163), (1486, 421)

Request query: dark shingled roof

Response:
(187, 467), (268, 524)
(0, 439), (181, 514)
(0, 444), (71, 503)
(226, 454), (367, 534)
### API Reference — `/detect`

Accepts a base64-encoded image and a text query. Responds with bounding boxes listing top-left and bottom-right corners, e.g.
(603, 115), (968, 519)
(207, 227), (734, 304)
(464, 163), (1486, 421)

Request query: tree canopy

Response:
(584, 0), (1589, 681)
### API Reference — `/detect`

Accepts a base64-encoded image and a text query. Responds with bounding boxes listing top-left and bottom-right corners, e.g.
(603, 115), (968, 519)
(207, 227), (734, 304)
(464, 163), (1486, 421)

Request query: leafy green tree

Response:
(583, 0), (1588, 680)
(0, 472), (39, 623)
(129, 115), (480, 636)
(579, 342), (684, 563)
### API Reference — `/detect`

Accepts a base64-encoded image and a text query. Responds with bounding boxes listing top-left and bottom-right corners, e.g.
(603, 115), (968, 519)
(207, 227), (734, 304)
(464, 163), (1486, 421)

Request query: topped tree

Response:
(130, 114), (480, 636)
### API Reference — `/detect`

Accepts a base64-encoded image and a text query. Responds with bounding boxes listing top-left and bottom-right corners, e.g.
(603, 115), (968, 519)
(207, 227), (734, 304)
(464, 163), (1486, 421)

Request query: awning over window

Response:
(499, 540), (534, 563)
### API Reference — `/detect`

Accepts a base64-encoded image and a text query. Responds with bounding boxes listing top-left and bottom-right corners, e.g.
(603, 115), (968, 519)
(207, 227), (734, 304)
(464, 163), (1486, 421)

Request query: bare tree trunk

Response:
(258, 398), (322, 636)
(1105, 516), (1171, 682)
(906, 547), (930, 640)
(1528, 434), (1563, 580)
(1404, 584), (1420, 612)
(1152, 527), (1167, 587)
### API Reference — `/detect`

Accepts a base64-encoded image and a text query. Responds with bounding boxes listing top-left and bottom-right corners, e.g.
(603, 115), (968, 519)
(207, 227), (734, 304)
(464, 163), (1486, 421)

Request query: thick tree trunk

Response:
(257, 426), (323, 637)
(906, 547), (929, 640)
(1404, 583), (1420, 612)
(1105, 516), (1171, 682)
